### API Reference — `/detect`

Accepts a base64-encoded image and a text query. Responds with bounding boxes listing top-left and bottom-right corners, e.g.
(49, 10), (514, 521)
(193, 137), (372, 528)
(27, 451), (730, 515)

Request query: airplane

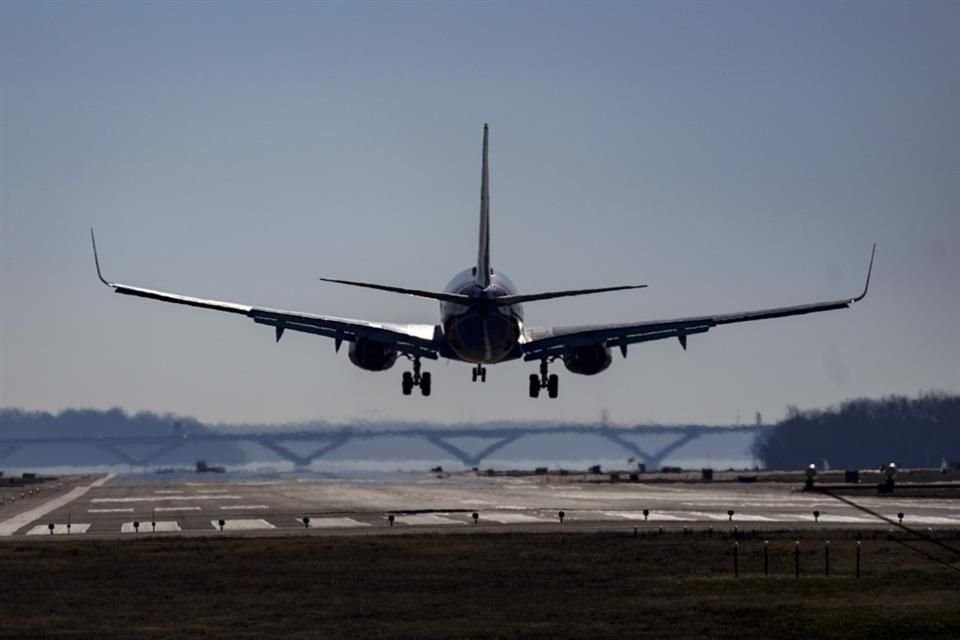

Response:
(91, 124), (875, 399)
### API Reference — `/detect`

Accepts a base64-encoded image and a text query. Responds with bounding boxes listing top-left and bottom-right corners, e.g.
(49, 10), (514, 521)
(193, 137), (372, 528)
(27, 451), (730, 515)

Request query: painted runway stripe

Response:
(156, 506), (201, 512)
(89, 508), (134, 514)
(395, 514), (463, 526)
(219, 505), (269, 510)
(481, 513), (552, 524)
(26, 523), (91, 535)
(210, 519), (275, 531)
(889, 515), (960, 525)
(91, 495), (242, 503)
(814, 514), (879, 524)
(154, 490), (184, 495)
(604, 511), (689, 522)
(301, 517), (370, 528)
(0, 474), (115, 536)
(122, 521), (181, 533)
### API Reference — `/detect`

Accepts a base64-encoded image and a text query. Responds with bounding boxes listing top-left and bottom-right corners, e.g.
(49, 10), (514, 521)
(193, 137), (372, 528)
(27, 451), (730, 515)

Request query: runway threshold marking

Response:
(122, 521), (181, 533)
(603, 511), (689, 522)
(156, 506), (201, 512)
(26, 523), (91, 535)
(301, 517), (370, 528)
(210, 519), (275, 531)
(89, 508), (134, 513)
(482, 513), (551, 524)
(395, 514), (463, 526)
(91, 495), (242, 503)
(219, 505), (269, 510)
(0, 473), (116, 536)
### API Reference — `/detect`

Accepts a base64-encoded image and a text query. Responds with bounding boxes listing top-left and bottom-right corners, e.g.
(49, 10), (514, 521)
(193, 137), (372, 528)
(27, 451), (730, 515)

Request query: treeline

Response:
(0, 408), (245, 466)
(0, 408), (204, 438)
(752, 393), (960, 469)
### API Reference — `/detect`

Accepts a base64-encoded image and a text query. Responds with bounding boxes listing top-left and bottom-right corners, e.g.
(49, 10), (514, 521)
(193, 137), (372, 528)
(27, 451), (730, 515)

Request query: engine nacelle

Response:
(348, 339), (398, 371)
(562, 344), (612, 376)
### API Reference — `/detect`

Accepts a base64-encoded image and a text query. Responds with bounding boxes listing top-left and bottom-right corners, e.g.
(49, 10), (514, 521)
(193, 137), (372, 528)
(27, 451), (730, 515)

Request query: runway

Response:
(2, 472), (958, 539)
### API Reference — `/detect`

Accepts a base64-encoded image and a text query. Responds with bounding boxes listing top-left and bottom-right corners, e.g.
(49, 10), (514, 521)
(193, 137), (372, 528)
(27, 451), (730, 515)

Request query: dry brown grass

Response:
(2, 531), (959, 639)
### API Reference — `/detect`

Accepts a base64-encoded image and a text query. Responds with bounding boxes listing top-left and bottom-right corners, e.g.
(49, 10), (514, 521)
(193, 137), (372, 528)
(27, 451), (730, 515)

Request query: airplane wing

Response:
(90, 231), (439, 359)
(521, 245), (875, 361)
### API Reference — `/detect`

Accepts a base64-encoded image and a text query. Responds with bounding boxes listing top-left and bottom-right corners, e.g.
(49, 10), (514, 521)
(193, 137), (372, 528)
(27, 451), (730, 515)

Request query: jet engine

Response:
(562, 344), (612, 376)
(348, 339), (398, 371)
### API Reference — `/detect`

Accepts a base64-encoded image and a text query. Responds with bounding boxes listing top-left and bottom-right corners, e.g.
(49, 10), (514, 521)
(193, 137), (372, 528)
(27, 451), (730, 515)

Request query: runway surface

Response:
(2, 472), (958, 539)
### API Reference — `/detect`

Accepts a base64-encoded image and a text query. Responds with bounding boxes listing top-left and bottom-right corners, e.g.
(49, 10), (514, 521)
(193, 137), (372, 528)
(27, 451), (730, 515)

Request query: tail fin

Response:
(475, 123), (491, 288)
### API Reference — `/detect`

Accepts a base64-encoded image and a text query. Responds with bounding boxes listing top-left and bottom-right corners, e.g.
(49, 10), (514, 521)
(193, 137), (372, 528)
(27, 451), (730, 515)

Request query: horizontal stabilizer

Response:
(494, 284), (647, 306)
(320, 277), (471, 304)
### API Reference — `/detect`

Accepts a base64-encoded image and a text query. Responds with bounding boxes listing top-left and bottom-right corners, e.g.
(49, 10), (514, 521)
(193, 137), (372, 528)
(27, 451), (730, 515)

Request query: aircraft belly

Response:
(443, 312), (520, 364)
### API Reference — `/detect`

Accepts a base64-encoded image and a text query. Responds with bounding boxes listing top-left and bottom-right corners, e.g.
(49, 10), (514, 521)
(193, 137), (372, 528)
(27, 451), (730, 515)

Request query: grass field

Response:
(2, 530), (959, 639)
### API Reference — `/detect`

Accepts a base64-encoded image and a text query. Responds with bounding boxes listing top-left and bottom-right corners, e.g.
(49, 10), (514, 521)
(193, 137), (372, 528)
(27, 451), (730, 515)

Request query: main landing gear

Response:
(402, 357), (431, 397)
(529, 359), (559, 399)
(471, 364), (487, 383)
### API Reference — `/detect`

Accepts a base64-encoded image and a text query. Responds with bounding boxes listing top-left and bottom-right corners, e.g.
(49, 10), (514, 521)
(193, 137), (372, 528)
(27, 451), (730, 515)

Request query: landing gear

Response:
(471, 364), (487, 383)
(529, 359), (559, 399)
(401, 357), (431, 397)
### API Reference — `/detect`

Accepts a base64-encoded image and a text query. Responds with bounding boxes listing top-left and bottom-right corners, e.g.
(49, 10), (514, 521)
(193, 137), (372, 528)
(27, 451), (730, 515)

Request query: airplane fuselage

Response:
(439, 268), (524, 364)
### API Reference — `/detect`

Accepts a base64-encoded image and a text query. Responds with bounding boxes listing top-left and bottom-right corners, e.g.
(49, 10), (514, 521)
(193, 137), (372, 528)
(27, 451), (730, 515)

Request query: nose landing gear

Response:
(529, 359), (559, 399)
(401, 357), (431, 397)
(471, 364), (487, 383)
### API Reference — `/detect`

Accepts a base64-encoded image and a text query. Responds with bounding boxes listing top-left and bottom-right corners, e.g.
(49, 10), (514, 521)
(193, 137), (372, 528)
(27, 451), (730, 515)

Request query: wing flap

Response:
(92, 229), (439, 358)
(522, 245), (875, 360)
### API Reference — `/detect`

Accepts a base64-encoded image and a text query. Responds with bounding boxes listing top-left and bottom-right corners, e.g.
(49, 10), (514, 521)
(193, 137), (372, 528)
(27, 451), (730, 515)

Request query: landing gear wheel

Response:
(547, 374), (559, 399)
(402, 371), (414, 396)
(471, 364), (487, 383)
(529, 374), (540, 398)
(420, 372), (432, 396)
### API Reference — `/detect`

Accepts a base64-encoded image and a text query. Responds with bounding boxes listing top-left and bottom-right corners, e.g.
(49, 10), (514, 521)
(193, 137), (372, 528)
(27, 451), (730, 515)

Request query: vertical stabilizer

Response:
(475, 124), (491, 288)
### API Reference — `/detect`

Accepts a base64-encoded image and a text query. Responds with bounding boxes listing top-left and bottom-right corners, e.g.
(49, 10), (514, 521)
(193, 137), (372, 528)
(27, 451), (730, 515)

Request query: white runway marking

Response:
(481, 513), (551, 524)
(0, 473), (115, 536)
(677, 511), (733, 522)
(210, 519), (275, 531)
(154, 490), (184, 495)
(219, 505), (269, 510)
(156, 506), (201, 512)
(891, 515), (960, 525)
(89, 508), (134, 514)
(91, 495), (242, 503)
(604, 511), (688, 522)
(815, 514), (879, 524)
(122, 521), (181, 533)
(724, 514), (777, 522)
(302, 517), (370, 528)
(26, 523), (91, 535)
(197, 489), (230, 494)
(396, 514), (463, 526)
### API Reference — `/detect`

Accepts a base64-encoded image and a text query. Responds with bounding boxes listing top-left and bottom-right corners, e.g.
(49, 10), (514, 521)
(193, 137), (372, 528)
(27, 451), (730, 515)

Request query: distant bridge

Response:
(0, 425), (764, 470)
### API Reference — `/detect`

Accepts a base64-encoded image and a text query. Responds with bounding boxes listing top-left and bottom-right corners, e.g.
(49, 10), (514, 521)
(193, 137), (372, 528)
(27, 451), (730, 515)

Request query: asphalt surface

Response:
(1, 472), (958, 539)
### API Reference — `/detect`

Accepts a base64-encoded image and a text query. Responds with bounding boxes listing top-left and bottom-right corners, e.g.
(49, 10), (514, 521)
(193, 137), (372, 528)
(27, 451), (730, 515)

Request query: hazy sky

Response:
(2, 1), (958, 426)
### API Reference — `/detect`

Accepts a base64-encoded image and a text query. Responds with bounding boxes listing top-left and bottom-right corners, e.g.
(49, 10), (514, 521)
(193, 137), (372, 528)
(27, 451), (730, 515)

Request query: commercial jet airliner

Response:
(91, 124), (874, 399)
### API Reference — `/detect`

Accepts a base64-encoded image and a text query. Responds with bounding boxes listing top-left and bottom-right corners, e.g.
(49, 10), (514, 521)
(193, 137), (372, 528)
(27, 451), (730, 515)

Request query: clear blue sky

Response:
(2, 1), (958, 426)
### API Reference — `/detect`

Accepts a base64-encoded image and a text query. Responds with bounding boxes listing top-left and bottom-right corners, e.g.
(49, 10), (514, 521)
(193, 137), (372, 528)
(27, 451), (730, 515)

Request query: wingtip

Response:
(90, 227), (110, 286)
(852, 242), (876, 303)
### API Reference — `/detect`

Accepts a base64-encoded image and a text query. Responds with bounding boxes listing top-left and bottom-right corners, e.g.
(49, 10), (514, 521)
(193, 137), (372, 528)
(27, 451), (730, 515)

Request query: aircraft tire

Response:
(421, 372), (432, 396)
(547, 374), (559, 399)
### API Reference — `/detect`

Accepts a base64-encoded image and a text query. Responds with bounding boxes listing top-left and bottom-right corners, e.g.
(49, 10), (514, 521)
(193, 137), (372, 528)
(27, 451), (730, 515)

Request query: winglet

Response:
(851, 243), (876, 303)
(90, 228), (110, 286)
